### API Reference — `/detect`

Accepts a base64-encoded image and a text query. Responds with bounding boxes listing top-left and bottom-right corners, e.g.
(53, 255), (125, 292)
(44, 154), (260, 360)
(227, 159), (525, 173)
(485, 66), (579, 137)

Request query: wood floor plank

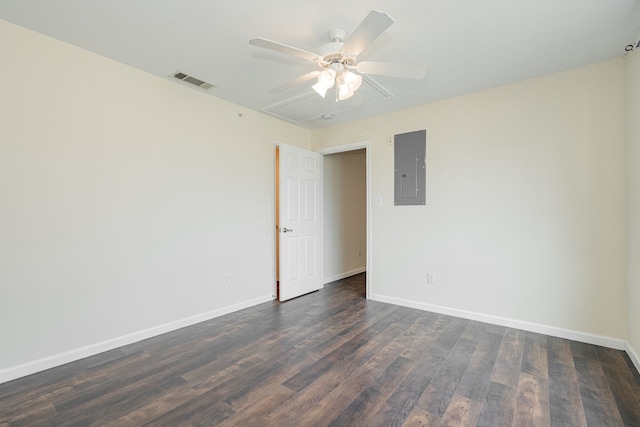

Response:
(547, 335), (575, 367)
(281, 307), (414, 393)
(304, 314), (434, 425)
(595, 346), (640, 426)
(548, 360), (587, 427)
(569, 339), (599, 360)
(140, 397), (235, 427)
(265, 320), (416, 426)
(415, 321), (484, 417)
(1, 273), (640, 426)
(53, 338), (269, 424)
(51, 356), (179, 415)
(439, 394), (482, 427)
(490, 328), (525, 388)
(139, 349), (297, 426)
(303, 302), (399, 362)
(476, 381), (516, 427)
(401, 407), (441, 427)
(454, 330), (502, 402)
(366, 353), (445, 427)
(102, 356), (265, 426)
(0, 350), (147, 419)
(515, 372), (550, 427)
(363, 317), (473, 426)
(599, 365), (640, 426)
(217, 312), (392, 418)
(574, 355), (626, 426)
(178, 305), (363, 389)
(216, 384), (295, 427)
(484, 323), (507, 335)
(0, 402), (57, 427)
(521, 331), (549, 379)
(329, 355), (415, 427)
(400, 315), (456, 361)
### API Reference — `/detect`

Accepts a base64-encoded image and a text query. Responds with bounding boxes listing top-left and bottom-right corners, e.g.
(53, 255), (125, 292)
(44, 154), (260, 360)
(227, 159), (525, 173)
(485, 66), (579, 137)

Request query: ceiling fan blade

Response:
(270, 71), (320, 94)
(341, 10), (394, 57)
(356, 62), (428, 80)
(249, 37), (320, 62)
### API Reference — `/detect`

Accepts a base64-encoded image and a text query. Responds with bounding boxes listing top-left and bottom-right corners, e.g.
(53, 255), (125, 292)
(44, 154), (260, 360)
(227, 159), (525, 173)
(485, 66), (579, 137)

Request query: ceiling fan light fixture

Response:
(312, 69), (336, 98)
(337, 79), (355, 101)
(342, 70), (363, 92)
(338, 87), (354, 101)
(312, 82), (329, 98)
(250, 11), (427, 104)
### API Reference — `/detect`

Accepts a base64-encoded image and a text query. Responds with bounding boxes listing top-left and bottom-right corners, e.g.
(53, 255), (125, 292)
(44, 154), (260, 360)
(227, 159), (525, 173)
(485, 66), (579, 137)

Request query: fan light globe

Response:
(312, 82), (329, 97)
(338, 84), (353, 100)
(337, 71), (362, 100)
(342, 70), (363, 92)
(337, 77), (352, 101)
(312, 69), (336, 98)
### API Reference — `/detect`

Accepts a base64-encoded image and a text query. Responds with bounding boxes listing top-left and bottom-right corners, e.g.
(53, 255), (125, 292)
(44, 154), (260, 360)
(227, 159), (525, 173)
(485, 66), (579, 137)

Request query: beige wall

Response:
(628, 50), (640, 364)
(323, 150), (367, 282)
(0, 19), (309, 379)
(312, 59), (628, 341)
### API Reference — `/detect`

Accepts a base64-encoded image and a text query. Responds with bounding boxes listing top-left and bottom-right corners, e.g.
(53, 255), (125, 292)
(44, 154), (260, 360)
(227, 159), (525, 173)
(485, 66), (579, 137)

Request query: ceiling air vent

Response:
(172, 72), (215, 90)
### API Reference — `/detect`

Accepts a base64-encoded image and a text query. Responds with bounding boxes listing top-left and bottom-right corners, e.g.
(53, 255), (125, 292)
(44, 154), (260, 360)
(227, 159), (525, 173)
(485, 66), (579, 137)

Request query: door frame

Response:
(316, 140), (372, 299)
(274, 140), (372, 300)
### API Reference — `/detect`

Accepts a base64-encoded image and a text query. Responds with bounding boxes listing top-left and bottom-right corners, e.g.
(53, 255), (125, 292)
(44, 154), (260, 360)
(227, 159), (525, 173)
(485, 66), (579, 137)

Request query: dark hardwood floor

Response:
(1, 273), (639, 426)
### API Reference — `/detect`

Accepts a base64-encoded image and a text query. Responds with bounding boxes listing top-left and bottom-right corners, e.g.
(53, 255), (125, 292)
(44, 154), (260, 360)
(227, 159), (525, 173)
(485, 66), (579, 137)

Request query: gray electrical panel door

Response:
(394, 130), (426, 206)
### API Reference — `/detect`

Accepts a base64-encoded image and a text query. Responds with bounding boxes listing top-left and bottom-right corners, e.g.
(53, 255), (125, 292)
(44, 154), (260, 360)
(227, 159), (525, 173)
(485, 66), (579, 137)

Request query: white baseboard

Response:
(626, 342), (640, 375)
(0, 294), (274, 385)
(324, 267), (366, 285)
(370, 293), (627, 351)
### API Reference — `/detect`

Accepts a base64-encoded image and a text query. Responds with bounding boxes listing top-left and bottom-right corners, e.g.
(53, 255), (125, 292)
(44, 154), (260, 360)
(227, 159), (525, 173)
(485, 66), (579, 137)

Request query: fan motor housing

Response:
(319, 42), (355, 66)
(319, 41), (344, 56)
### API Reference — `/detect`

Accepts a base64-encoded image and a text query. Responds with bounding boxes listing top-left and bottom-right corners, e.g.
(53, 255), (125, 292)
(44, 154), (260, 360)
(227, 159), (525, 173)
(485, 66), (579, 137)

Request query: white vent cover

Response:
(262, 76), (393, 124)
(172, 72), (215, 90)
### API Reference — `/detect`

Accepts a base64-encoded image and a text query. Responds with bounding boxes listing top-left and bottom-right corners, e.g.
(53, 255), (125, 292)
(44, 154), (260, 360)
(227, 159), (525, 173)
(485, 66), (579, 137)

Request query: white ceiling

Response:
(2, 1), (640, 129)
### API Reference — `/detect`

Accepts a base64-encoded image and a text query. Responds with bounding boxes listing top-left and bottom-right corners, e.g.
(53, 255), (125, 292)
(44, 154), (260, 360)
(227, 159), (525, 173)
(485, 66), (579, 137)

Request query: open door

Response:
(278, 143), (323, 301)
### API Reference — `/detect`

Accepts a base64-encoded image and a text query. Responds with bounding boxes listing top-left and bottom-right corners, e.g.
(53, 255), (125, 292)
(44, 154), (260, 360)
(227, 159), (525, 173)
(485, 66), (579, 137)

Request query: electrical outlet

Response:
(426, 273), (435, 285)
(358, 249), (362, 257)
(224, 274), (230, 286)
(387, 136), (393, 146)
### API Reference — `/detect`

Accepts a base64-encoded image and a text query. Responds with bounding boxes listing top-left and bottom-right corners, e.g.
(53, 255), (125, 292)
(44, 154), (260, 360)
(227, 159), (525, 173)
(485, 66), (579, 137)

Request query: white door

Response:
(279, 143), (323, 301)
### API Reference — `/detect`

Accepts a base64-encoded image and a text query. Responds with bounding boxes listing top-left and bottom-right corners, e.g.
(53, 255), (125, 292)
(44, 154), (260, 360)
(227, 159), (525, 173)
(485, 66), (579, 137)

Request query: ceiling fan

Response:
(249, 10), (427, 101)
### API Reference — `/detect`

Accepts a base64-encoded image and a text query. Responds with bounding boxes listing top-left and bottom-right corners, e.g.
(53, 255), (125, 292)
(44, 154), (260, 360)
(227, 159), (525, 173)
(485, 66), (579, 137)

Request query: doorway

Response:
(322, 149), (367, 283)
(275, 140), (372, 300)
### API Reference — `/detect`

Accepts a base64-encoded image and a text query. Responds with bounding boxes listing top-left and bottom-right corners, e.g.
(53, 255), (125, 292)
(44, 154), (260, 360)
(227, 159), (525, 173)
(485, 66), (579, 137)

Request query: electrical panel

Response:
(394, 130), (426, 206)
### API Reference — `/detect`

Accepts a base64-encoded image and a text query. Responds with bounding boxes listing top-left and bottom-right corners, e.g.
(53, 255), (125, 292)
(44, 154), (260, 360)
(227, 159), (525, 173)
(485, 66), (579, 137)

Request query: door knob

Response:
(282, 227), (293, 233)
